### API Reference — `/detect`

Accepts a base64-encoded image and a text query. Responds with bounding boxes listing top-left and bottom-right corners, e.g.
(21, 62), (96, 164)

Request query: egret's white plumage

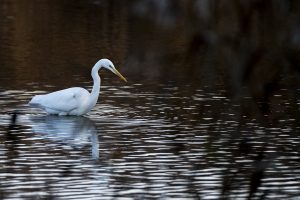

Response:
(29, 58), (127, 116)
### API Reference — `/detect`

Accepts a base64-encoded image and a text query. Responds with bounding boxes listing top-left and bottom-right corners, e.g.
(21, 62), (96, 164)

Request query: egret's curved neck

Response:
(90, 63), (102, 106)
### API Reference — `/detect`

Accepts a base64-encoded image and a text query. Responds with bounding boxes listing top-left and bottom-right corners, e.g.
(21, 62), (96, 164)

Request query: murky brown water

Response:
(1, 1), (300, 199)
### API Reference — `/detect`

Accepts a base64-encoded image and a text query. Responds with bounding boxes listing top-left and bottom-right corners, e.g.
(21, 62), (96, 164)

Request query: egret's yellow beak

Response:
(113, 68), (127, 82)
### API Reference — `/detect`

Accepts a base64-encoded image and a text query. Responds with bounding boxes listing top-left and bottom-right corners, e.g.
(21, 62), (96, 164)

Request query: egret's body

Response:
(29, 59), (127, 116)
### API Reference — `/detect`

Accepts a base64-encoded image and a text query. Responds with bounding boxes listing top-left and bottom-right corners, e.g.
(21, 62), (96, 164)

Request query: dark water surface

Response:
(1, 1), (300, 199)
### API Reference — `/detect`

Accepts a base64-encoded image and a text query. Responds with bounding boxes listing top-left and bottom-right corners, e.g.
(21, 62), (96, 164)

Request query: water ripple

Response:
(0, 84), (299, 199)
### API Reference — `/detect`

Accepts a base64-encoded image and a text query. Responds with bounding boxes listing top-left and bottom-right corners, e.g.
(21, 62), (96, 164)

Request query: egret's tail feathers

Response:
(28, 95), (43, 107)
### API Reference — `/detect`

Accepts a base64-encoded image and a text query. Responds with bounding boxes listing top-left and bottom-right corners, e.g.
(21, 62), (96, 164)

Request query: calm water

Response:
(1, 1), (300, 199)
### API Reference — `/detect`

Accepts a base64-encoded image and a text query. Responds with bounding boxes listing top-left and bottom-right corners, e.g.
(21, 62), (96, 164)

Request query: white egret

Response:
(29, 58), (127, 116)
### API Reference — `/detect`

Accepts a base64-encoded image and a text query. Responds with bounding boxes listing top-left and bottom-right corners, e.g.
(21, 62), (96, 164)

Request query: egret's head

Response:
(100, 58), (127, 82)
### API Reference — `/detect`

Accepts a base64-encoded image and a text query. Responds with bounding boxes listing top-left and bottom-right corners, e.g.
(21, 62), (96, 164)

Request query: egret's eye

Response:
(109, 65), (114, 69)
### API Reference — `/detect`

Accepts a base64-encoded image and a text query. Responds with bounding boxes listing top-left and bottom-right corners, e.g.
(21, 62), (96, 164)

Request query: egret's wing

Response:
(30, 87), (87, 113)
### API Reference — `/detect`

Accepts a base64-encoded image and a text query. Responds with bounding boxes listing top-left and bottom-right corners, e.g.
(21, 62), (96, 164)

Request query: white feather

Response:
(29, 87), (90, 115)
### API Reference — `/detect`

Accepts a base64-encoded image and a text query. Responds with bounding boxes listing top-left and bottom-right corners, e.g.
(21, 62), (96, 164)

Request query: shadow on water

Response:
(1, 112), (108, 199)
(29, 115), (99, 159)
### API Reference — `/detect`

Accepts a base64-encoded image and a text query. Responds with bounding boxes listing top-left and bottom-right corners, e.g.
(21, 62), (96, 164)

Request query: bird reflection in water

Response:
(29, 116), (99, 159)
